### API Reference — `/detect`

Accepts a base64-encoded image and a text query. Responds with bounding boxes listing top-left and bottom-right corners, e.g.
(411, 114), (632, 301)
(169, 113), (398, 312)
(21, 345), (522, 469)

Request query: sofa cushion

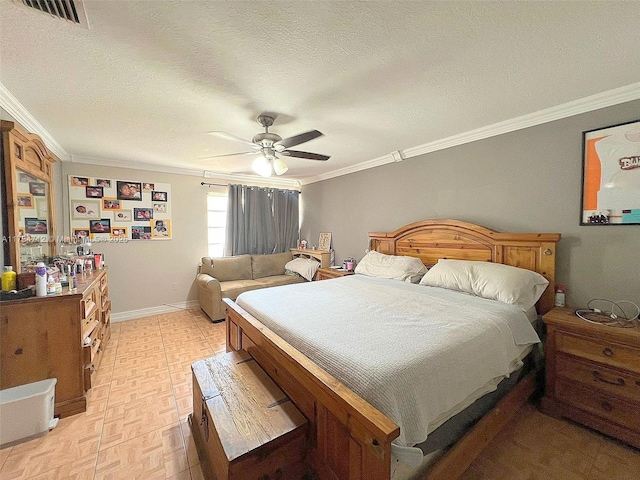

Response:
(255, 275), (306, 288)
(201, 255), (252, 282)
(220, 279), (265, 300)
(251, 252), (292, 279)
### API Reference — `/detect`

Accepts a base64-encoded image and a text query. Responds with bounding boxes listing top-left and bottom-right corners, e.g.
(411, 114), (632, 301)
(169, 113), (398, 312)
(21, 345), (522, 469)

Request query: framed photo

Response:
(581, 119), (640, 225)
(71, 200), (100, 219)
(90, 219), (111, 234)
(73, 228), (90, 239)
(85, 186), (104, 198)
(111, 227), (128, 238)
(318, 232), (332, 251)
(29, 182), (46, 196)
(114, 209), (132, 222)
(18, 172), (38, 183)
(35, 197), (48, 218)
(102, 198), (122, 210)
(131, 225), (152, 240)
(96, 179), (111, 188)
(70, 176), (89, 187)
(142, 183), (155, 191)
(25, 218), (47, 234)
(17, 194), (34, 208)
(116, 181), (142, 201)
(152, 219), (170, 238)
(133, 207), (153, 221)
(153, 203), (167, 213)
(152, 191), (167, 202)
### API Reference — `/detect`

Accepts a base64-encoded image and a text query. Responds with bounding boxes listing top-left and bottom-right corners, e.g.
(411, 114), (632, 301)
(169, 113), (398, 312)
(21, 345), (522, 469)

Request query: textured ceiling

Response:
(1, 1), (639, 182)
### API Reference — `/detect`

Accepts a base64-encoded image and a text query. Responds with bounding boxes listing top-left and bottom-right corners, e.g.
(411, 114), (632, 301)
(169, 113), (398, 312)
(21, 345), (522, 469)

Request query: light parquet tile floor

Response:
(0, 309), (223, 480)
(1, 309), (638, 479)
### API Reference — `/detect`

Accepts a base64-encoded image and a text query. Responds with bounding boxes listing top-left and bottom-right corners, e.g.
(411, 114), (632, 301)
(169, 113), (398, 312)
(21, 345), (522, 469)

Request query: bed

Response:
(224, 219), (560, 480)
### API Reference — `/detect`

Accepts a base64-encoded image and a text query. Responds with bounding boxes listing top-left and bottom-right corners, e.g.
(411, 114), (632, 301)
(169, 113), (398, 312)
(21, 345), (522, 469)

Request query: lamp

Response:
(272, 157), (289, 175)
(251, 155), (272, 177)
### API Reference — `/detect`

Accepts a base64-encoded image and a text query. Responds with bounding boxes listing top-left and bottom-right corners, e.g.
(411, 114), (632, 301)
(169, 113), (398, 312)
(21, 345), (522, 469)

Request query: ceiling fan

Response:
(202, 114), (330, 177)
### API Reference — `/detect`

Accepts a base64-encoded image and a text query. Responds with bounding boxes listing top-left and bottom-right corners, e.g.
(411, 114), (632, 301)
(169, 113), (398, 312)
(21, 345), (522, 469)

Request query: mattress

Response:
(236, 274), (540, 464)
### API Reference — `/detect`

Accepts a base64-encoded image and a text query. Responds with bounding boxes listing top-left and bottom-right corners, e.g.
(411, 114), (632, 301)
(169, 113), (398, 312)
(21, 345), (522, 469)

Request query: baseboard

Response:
(111, 300), (200, 323)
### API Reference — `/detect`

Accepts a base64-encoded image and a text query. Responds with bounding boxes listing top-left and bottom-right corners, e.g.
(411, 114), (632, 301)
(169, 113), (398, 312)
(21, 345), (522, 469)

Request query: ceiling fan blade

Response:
(198, 151), (259, 160)
(275, 130), (323, 149)
(207, 131), (259, 149)
(280, 150), (330, 161)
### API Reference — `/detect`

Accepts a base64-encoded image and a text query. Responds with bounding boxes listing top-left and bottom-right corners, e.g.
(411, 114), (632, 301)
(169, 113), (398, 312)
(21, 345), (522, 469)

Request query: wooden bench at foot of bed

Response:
(190, 350), (308, 480)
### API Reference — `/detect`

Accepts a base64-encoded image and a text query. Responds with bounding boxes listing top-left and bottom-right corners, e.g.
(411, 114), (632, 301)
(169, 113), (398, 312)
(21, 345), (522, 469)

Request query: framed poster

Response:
(581, 119), (640, 225)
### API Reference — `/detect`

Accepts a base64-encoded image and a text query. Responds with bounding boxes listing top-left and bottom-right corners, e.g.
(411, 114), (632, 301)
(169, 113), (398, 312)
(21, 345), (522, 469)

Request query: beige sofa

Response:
(196, 251), (305, 321)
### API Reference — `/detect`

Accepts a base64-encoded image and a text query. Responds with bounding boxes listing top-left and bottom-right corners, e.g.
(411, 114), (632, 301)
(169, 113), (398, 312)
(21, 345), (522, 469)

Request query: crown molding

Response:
(301, 82), (640, 185)
(70, 155), (301, 188)
(0, 82), (70, 161)
(300, 153), (395, 185)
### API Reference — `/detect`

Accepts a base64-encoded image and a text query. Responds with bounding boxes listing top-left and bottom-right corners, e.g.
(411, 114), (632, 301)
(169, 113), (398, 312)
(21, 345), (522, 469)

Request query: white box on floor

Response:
(0, 378), (58, 446)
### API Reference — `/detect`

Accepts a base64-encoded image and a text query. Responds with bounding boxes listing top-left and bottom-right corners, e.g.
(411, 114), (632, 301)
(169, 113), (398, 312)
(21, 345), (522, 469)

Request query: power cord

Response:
(575, 298), (640, 328)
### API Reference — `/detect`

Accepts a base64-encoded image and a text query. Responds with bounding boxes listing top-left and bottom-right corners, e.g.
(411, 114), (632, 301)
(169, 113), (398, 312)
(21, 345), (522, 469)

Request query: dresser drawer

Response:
(83, 324), (102, 365)
(556, 379), (640, 432)
(81, 308), (99, 335)
(557, 331), (640, 374)
(556, 354), (640, 404)
(81, 286), (98, 319)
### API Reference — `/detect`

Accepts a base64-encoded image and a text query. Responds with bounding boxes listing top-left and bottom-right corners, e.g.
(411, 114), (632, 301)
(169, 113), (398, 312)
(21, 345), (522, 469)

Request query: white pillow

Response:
(355, 250), (428, 283)
(419, 259), (549, 310)
(284, 258), (320, 282)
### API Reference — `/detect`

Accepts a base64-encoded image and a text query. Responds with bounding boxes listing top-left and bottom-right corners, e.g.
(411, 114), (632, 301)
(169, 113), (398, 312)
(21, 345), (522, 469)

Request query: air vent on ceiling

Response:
(12, 0), (89, 28)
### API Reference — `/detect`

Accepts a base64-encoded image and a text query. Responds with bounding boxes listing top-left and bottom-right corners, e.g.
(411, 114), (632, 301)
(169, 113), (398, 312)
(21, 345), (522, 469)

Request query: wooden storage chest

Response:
(190, 350), (308, 480)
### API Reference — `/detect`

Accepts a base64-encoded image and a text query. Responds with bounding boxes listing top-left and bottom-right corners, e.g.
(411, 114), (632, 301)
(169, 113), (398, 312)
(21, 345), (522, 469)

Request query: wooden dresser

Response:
(0, 268), (111, 417)
(541, 308), (640, 448)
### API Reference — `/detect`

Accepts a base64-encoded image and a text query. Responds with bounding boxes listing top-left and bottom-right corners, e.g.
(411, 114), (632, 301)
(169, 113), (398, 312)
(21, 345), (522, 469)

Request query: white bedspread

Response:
(236, 275), (540, 464)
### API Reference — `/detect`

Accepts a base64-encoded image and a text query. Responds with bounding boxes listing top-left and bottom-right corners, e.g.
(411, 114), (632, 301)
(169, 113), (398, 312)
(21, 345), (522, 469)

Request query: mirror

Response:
(15, 168), (51, 265)
(1, 121), (57, 273)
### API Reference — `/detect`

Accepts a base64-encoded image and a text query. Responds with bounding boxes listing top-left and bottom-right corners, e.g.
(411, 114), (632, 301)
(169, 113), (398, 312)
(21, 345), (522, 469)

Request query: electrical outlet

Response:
(172, 283), (178, 291)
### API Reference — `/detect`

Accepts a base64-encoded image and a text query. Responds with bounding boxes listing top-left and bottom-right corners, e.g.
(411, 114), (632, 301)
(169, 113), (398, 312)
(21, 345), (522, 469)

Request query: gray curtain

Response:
(224, 184), (246, 255)
(225, 184), (299, 256)
(273, 189), (300, 253)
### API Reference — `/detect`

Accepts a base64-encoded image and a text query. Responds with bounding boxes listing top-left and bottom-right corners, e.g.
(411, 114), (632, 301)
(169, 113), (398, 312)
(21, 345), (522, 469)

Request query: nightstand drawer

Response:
(556, 380), (640, 431)
(556, 355), (640, 404)
(557, 331), (640, 374)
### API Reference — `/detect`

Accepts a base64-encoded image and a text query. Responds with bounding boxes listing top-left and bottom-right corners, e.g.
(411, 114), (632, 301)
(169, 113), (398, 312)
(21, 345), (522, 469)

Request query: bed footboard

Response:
(224, 298), (400, 480)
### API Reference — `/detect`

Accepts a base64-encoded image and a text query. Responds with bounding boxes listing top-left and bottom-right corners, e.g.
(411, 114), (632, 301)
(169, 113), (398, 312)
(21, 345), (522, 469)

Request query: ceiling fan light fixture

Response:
(272, 157), (289, 176)
(251, 155), (272, 177)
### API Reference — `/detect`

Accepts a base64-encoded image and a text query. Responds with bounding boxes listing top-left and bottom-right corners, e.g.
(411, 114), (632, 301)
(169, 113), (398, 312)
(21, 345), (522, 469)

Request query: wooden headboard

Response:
(369, 219), (561, 315)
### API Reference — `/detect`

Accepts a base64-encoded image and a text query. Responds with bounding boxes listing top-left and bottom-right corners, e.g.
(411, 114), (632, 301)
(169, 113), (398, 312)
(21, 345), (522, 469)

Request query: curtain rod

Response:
(200, 181), (301, 193)
(200, 182), (227, 187)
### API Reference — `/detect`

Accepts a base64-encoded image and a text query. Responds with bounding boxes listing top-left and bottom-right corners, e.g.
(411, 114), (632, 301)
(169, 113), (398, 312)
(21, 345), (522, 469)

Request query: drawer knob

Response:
(602, 347), (614, 357)
(592, 371), (625, 386)
(600, 401), (613, 412)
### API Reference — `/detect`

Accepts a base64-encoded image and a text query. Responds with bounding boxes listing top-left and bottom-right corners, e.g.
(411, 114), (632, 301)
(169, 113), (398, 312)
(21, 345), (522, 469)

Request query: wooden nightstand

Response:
(315, 267), (355, 281)
(541, 307), (640, 448)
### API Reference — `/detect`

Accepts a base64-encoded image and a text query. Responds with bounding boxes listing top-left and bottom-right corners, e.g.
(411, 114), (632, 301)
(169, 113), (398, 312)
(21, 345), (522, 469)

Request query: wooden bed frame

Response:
(224, 219), (561, 480)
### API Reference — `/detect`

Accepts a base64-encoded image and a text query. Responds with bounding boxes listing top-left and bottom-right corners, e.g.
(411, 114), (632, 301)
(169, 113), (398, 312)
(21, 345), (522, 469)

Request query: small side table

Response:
(315, 267), (355, 281)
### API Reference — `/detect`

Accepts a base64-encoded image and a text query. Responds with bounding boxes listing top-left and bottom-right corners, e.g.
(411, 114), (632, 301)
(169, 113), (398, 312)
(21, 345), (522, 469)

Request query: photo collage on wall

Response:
(68, 176), (172, 240)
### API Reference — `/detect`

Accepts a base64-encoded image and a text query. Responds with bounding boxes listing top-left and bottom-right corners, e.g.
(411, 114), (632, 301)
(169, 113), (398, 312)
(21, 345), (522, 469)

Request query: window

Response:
(207, 193), (227, 257)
